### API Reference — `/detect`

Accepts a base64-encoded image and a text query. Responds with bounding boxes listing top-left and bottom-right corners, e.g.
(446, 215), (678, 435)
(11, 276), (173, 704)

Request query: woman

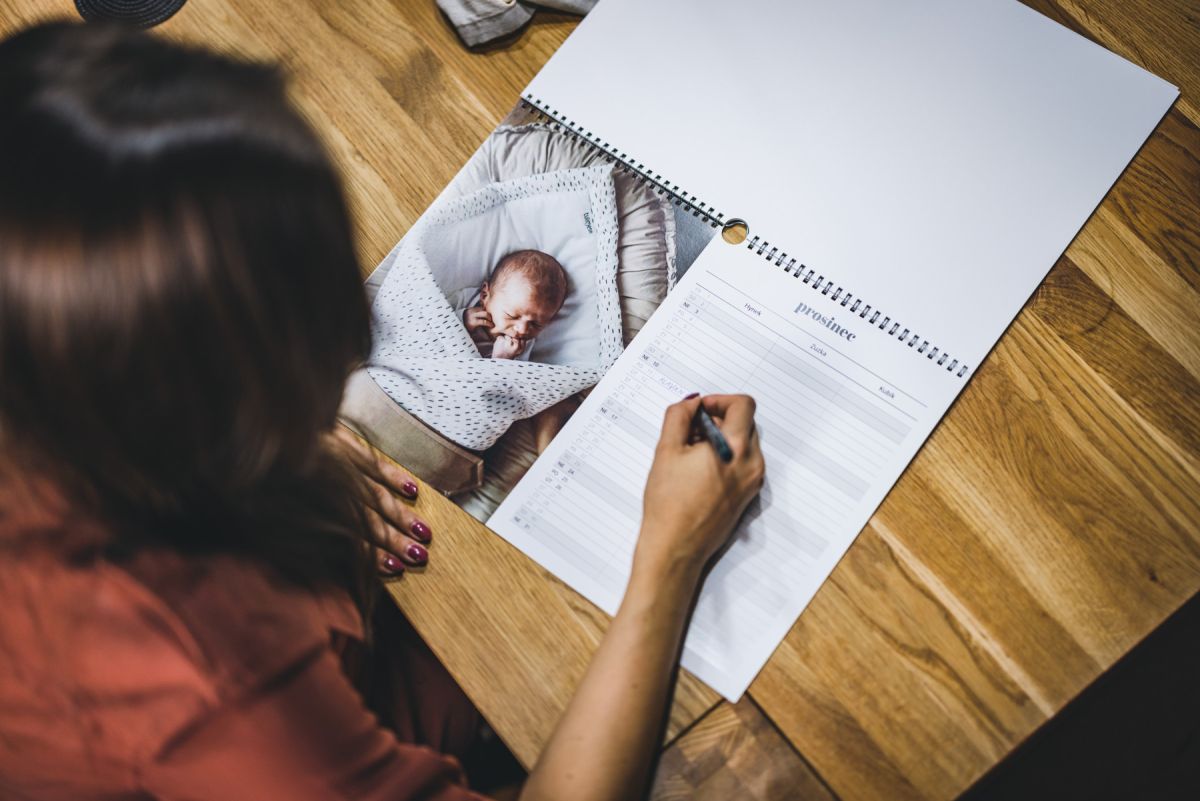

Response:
(0, 21), (764, 801)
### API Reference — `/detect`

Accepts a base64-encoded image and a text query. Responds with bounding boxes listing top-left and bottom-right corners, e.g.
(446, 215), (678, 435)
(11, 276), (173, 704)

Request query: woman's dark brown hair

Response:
(0, 22), (379, 609)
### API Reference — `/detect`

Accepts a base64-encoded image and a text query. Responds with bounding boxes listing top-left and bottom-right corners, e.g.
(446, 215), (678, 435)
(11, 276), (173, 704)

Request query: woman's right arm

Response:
(141, 394), (762, 801)
(519, 393), (764, 801)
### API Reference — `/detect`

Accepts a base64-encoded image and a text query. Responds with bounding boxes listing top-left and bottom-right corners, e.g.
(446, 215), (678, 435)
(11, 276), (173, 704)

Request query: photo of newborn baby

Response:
(461, 249), (567, 360)
(352, 97), (719, 523)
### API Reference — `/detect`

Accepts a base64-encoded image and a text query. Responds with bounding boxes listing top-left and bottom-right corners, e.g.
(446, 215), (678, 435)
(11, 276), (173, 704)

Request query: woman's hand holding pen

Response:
(635, 393), (765, 581)
(522, 393), (764, 801)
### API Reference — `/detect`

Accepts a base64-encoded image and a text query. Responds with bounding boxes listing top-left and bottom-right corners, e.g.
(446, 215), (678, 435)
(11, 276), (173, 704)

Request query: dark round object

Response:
(75, 0), (188, 29)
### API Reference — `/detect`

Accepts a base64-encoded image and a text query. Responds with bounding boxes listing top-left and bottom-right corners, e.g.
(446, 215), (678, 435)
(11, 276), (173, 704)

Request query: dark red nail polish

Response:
(410, 520), (431, 542)
(382, 554), (405, 575)
(406, 543), (428, 564)
(400, 480), (419, 499)
(683, 392), (700, 399)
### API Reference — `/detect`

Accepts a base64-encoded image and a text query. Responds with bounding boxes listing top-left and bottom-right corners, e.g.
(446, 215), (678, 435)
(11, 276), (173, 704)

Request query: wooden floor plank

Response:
(651, 700), (838, 801)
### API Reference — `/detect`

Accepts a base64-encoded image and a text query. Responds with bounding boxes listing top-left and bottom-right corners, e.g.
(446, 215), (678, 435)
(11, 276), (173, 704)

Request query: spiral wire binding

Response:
(746, 234), (969, 377)
(521, 95), (726, 228)
(521, 94), (969, 379)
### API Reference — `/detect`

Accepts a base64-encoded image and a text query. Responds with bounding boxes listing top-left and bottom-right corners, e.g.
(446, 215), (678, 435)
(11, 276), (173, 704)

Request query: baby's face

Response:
(482, 275), (561, 343)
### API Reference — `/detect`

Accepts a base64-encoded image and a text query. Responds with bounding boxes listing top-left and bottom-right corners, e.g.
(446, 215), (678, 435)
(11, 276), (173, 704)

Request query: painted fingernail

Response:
(410, 520), (432, 542)
(381, 554), (405, 575)
(400, 481), (419, 499)
(405, 543), (428, 564)
(683, 392), (700, 399)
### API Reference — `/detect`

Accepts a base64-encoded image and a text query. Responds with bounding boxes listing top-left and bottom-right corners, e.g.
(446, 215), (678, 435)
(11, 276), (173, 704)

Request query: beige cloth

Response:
(340, 370), (485, 496)
(341, 263), (484, 495)
(436, 0), (596, 47)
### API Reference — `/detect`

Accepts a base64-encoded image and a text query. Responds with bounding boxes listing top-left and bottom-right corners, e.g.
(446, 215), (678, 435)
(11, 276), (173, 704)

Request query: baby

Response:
(461, 249), (574, 452)
(463, 249), (568, 360)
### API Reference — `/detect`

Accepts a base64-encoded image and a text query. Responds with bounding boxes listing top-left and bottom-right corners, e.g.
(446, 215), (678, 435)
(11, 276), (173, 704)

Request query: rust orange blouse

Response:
(0, 486), (491, 801)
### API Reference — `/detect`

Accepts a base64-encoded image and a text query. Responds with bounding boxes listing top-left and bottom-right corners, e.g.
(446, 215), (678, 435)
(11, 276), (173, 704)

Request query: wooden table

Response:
(4, 2), (1197, 799)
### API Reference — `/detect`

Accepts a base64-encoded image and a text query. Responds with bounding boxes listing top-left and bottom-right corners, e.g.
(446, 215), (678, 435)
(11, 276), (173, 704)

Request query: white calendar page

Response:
(490, 238), (961, 700)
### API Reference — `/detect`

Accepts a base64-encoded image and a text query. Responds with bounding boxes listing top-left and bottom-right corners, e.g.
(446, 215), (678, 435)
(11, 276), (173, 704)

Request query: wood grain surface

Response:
(649, 699), (837, 801)
(2, 2), (1197, 800)
(745, 3), (1200, 794)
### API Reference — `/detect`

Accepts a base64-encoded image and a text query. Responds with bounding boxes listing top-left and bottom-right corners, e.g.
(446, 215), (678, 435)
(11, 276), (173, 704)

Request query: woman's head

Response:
(0, 22), (370, 529)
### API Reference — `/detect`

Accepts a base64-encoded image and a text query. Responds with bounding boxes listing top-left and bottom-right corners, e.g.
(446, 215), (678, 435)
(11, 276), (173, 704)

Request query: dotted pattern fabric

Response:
(368, 165), (623, 451)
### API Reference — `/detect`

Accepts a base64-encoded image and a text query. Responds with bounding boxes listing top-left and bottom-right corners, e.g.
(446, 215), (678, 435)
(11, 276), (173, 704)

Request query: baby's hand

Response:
(491, 334), (526, 360)
(463, 306), (494, 343)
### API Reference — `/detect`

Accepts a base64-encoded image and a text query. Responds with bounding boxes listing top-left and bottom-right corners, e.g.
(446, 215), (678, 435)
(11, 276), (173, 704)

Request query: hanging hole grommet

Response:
(721, 219), (749, 245)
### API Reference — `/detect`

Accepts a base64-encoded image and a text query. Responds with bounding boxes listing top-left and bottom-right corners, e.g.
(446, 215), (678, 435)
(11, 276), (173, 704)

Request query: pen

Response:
(695, 403), (734, 463)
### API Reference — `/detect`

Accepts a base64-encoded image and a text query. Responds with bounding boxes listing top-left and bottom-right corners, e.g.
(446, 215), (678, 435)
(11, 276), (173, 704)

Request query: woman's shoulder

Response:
(0, 529), (363, 765)
(118, 545), (365, 689)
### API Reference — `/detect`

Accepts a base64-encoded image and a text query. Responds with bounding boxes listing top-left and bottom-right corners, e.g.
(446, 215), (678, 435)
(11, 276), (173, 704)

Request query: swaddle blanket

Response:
(367, 165), (623, 451)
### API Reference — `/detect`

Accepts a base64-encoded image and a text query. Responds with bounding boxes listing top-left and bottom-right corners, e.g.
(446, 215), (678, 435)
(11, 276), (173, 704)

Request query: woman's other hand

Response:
(329, 425), (432, 576)
(636, 393), (765, 577)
